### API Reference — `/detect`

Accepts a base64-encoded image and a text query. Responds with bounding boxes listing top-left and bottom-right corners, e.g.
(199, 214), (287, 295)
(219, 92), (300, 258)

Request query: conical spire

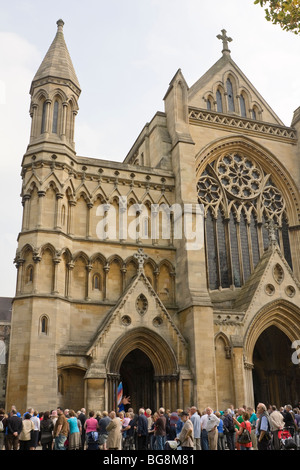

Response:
(31, 19), (80, 94)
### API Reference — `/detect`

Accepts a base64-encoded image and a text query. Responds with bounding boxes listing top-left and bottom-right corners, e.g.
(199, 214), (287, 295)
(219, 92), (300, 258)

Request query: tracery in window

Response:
(197, 152), (292, 290)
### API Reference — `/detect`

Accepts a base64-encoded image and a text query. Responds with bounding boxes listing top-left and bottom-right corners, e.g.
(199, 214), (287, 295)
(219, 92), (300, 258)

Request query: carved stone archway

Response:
(244, 300), (300, 407)
(106, 327), (183, 412)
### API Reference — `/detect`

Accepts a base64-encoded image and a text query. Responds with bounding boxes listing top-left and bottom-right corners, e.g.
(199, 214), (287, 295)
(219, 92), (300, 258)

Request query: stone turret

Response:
(27, 19), (81, 155)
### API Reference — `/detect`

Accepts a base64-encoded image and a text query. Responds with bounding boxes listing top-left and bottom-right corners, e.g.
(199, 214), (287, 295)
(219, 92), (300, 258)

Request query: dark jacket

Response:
(223, 413), (235, 433)
(137, 414), (148, 436)
(7, 414), (22, 435)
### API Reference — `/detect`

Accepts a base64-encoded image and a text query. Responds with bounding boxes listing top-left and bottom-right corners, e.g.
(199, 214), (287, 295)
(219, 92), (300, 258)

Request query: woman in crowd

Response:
(40, 411), (54, 450)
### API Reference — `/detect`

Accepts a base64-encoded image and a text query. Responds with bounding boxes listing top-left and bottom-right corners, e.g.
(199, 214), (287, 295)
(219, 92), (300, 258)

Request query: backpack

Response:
(237, 422), (251, 445)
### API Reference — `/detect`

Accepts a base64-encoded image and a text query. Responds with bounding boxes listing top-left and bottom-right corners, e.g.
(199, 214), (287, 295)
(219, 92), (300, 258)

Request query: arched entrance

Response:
(244, 300), (300, 408)
(106, 327), (183, 412)
(120, 349), (155, 411)
(253, 326), (300, 407)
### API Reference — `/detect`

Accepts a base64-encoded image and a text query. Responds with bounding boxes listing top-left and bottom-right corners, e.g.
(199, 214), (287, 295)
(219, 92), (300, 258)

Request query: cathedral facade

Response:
(6, 22), (300, 413)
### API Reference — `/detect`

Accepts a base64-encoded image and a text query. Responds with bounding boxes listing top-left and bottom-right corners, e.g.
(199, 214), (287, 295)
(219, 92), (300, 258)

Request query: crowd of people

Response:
(0, 401), (299, 451)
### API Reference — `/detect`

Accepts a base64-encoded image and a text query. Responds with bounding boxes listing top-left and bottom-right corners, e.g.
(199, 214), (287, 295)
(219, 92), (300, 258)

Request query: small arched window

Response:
(40, 315), (49, 335)
(240, 95), (246, 117)
(216, 90), (223, 113)
(93, 273), (101, 290)
(26, 265), (33, 283)
(226, 79), (235, 112)
(207, 99), (212, 111)
(251, 108), (257, 120)
(52, 100), (59, 134)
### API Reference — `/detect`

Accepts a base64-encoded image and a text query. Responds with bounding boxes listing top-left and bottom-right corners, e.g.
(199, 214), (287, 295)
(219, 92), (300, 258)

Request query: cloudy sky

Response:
(0, 0), (299, 297)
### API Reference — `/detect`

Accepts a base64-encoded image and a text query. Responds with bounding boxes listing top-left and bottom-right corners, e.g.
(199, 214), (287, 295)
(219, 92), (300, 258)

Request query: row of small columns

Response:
(30, 99), (77, 142)
(15, 254), (175, 301)
(21, 193), (176, 245)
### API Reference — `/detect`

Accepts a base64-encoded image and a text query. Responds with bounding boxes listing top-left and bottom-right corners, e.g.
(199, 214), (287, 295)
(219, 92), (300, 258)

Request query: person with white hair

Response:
(137, 408), (148, 450)
(154, 408), (167, 450)
(256, 403), (271, 450)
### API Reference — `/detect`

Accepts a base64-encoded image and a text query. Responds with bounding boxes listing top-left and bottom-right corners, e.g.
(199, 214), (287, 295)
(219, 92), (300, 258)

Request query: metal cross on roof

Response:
(217, 29), (232, 55)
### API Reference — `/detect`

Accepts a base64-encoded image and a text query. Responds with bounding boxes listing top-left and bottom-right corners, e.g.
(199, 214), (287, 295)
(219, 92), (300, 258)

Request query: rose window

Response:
(216, 154), (263, 199)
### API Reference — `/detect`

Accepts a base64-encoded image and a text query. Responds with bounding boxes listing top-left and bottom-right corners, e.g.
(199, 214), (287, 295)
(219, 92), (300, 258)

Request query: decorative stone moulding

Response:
(121, 315), (131, 326)
(285, 285), (296, 298)
(136, 293), (148, 315)
(265, 284), (275, 296)
(152, 316), (163, 327)
(273, 263), (284, 284)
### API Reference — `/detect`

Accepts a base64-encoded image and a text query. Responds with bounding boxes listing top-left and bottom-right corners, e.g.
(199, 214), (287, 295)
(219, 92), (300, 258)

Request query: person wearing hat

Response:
(176, 412), (194, 450)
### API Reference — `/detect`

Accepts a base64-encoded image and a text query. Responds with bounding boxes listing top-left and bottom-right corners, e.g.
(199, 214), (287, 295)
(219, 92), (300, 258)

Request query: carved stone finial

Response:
(133, 248), (148, 271)
(265, 219), (278, 246)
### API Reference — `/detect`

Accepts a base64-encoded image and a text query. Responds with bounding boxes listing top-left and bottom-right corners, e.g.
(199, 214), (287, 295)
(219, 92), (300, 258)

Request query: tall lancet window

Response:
(41, 101), (47, 134)
(52, 101), (59, 134)
(197, 152), (292, 290)
(240, 95), (246, 117)
(216, 90), (223, 113)
(226, 78), (235, 112)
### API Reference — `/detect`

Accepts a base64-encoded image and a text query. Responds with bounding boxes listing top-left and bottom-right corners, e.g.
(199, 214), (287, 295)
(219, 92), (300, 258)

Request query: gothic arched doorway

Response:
(252, 326), (300, 407)
(120, 349), (155, 412)
(106, 327), (184, 412)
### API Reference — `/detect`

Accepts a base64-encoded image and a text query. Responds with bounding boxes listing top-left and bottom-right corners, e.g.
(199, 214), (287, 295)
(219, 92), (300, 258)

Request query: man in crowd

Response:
(154, 408), (167, 450)
(54, 408), (69, 450)
(190, 406), (201, 450)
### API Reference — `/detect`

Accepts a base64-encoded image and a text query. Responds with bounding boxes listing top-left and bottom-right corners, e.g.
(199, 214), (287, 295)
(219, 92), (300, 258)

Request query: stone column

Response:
(61, 102), (68, 137)
(52, 256), (61, 294)
(15, 258), (25, 295)
(21, 194), (31, 231)
(33, 252), (42, 293)
(85, 264), (92, 301)
(67, 261), (74, 298)
(67, 200), (76, 235)
(87, 202), (93, 238)
(244, 362), (255, 408)
(54, 193), (64, 230)
(37, 191), (46, 228)
(103, 264), (109, 301)
(30, 103), (38, 140)
(231, 335), (246, 407)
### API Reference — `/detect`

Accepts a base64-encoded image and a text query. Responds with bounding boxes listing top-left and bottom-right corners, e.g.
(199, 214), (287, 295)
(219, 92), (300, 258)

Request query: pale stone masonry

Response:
(6, 21), (300, 414)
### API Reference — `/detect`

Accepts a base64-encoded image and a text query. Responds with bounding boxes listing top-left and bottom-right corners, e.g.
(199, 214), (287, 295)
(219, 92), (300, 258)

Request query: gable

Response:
(234, 242), (300, 326)
(188, 54), (284, 126)
(85, 268), (189, 377)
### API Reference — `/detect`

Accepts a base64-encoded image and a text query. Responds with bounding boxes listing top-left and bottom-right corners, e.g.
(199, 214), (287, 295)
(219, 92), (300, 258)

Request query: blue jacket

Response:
(137, 414), (148, 436)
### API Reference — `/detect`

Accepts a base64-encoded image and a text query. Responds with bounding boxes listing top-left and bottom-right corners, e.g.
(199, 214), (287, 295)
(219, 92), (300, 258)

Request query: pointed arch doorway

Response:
(120, 349), (155, 412)
(106, 328), (182, 413)
(252, 326), (300, 407)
